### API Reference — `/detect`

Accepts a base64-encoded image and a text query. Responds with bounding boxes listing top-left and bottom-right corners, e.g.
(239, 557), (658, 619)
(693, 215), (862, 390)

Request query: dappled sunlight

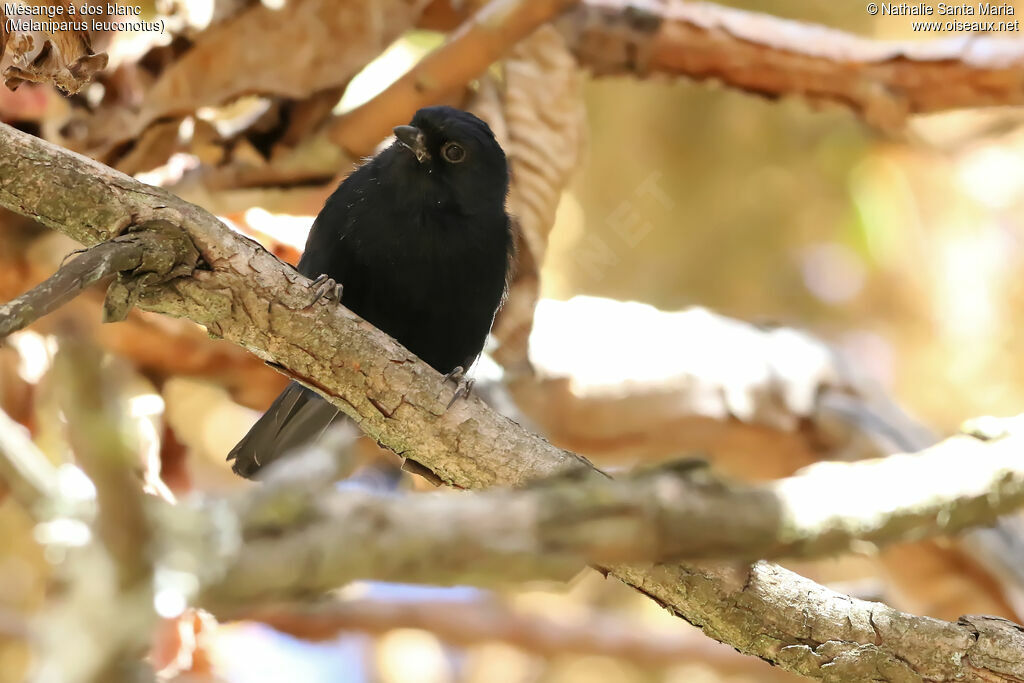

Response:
(529, 296), (837, 423)
(2, 0), (1024, 681)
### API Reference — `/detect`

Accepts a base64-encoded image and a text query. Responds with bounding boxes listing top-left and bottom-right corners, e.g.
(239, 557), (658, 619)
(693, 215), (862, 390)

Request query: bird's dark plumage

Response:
(228, 106), (514, 478)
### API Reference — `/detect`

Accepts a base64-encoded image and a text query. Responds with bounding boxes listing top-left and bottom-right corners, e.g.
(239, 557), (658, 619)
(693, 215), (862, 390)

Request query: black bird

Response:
(228, 106), (514, 478)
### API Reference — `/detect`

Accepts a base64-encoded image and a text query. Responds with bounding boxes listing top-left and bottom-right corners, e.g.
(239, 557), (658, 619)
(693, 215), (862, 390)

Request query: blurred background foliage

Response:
(1, 0), (1024, 681)
(549, 1), (1024, 430)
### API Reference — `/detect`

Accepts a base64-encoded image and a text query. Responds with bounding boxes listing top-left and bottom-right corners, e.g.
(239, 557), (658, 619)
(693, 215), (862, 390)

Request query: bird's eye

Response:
(441, 142), (466, 164)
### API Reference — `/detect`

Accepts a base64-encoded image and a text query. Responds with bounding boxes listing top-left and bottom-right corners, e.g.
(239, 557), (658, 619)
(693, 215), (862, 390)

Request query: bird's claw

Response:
(309, 274), (343, 305)
(446, 378), (475, 409)
(443, 366), (474, 409)
(443, 366), (465, 384)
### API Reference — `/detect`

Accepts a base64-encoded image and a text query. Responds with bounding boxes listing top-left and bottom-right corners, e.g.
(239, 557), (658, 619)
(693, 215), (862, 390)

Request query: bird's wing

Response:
(296, 164), (371, 279)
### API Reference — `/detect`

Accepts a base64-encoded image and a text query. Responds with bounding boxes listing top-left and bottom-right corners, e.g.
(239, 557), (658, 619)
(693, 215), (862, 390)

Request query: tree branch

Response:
(516, 297), (934, 471)
(559, 0), (1024, 129)
(0, 235), (153, 338)
(1, 122), (595, 488)
(53, 338), (152, 588)
(2, 121), (1023, 680)
(43, 0), (1024, 185)
(61, 0), (433, 164)
(329, 0), (581, 156)
(31, 340), (159, 683)
(0, 219), (290, 410)
(199, 422), (1024, 602)
(620, 561), (1024, 681)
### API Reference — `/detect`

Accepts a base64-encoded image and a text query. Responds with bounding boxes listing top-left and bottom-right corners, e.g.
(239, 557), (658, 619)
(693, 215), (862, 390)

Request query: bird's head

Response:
(387, 106), (509, 214)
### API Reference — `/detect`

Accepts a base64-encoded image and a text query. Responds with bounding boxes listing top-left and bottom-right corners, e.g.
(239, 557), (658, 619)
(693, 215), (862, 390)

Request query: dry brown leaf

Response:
(66, 0), (431, 161)
(330, 0), (581, 155)
(471, 24), (586, 373)
(113, 117), (183, 176)
(1, 0), (106, 94)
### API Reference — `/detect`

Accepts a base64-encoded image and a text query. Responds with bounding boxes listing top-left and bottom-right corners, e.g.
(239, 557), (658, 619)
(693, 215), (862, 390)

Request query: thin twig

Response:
(0, 238), (145, 339)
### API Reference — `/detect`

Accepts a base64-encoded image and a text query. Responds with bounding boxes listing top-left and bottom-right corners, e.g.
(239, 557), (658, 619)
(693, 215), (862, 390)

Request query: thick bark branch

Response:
(2, 122), (1023, 680)
(205, 426), (1024, 602)
(559, 0), (1024, 129)
(0, 123), (594, 490)
(619, 561), (1024, 682)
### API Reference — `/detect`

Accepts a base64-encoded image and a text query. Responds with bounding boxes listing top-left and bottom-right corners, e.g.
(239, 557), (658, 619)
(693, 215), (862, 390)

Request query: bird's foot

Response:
(443, 366), (475, 409)
(442, 366), (465, 384)
(308, 274), (343, 305)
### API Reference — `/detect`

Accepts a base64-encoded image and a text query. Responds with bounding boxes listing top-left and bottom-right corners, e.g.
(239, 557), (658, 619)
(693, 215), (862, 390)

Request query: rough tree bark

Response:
(2, 123), (1024, 681)
(204, 424), (1024, 601)
(562, 0), (1024, 130)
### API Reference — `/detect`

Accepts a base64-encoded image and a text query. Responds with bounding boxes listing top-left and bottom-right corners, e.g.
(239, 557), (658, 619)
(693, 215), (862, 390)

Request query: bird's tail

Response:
(227, 381), (341, 478)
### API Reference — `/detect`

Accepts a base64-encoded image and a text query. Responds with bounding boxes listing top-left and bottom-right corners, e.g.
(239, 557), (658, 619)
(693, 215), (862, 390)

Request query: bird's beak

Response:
(393, 125), (430, 163)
